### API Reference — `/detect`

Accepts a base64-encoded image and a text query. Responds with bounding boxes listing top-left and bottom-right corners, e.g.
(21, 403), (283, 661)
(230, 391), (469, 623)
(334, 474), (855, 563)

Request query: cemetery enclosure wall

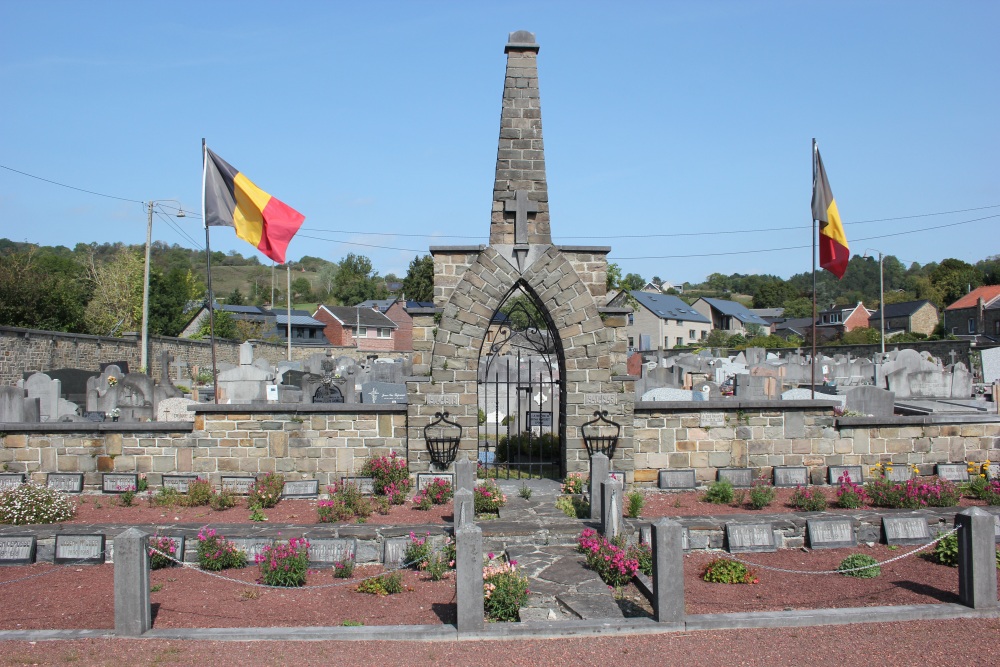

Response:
(632, 401), (1000, 484)
(0, 406), (407, 489)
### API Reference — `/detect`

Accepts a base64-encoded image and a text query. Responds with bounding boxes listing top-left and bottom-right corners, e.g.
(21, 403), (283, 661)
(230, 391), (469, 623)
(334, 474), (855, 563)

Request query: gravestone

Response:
(0, 536), (36, 564)
(699, 412), (726, 428)
(228, 538), (273, 562)
(55, 534), (105, 564)
(773, 467), (808, 487)
(725, 522), (776, 553)
(658, 469), (696, 490)
(416, 473), (454, 491)
(828, 465), (863, 485)
(936, 464), (969, 483)
(717, 468), (753, 488)
(383, 536), (409, 565)
(47, 473), (84, 493)
(882, 516), (931, 545)
(221, 476), (256, 495)
(340, 477), (374, 495)
(980, 347), (1000, 384)
(162, 474), (200, 493)
(845, 386), (895, 417)
(282, 479), (319, 498)
(149, 535), (185, 564)
(102, 473), (139, 493)
(36, 368), (98, 405)
(885, 465), (914, 482)
(216, 342), (274, 403)
(0, 387), (27, 422)
(640, 524), (690, 550)
(308, 538), (357, 567)
(0, 473), (25, 491)
(361, 382), (407, 404)
(807, 518), (856, 549)
(22, 372), (77, 422)
(156, 397), (197, 422)
(83, 411), (106, 422)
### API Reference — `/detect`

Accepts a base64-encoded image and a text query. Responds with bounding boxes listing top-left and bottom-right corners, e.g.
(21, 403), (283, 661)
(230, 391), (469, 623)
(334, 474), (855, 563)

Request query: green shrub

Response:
(209, 489), (237, 511)
(748, 481), (776, 510)
(560, 473), (588, 495)
(837, 553), (881, 578)
(555, 495), (589, 518)
(790, 486), (828, 511)
(255, 537), (309, 587)
(361, 453), (411, 497)
(403, 531), (432, 569)
(196, 527), (247, 571)
(248, 473), (284, 509)
(865, 477), (959, 509)
(0, 482), (75, 525)
(151, 487), (183, 507)
(703, 479), (734, 505)
(333, 558), (355, 578)
(962, 475), (1000, 505)
(483, 554), (529, 622)
(928, 531), (959, 567)
(474, 481), (506, 515)
(423, 552), (450, 581)
(148, 535), (179, 569)
(628, 542), (653, 577)
(185, 478), (214, 507)
(357, 571), (403, 596)
(495, 432), (559, 463)
(702, 558), (757, 584)
(625, 490), (645, 518)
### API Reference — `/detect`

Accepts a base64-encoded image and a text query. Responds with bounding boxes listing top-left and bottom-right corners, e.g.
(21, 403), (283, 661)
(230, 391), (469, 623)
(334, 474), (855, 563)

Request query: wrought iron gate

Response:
(477, 285), (564, 480)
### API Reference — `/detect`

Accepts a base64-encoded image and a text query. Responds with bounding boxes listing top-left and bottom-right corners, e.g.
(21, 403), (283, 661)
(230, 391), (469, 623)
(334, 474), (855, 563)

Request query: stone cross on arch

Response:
(504, 189), (539, 244)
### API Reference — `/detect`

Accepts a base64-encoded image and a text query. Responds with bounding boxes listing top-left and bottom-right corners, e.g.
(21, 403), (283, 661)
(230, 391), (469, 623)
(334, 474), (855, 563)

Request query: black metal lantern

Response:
(581, 410), (621, 461)
(424, 411), (462, 468)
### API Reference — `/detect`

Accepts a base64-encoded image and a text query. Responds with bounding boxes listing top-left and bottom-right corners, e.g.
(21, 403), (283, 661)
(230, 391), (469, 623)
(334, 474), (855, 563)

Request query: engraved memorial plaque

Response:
(773, 467), (808, 487)
(416, 473), (454, 491)
(340, 477), (375, 495)
(282, 480), (319, 498)
(55, 534), (105, 564)
(102, 473), (139, 494)
(658, 469), (696, 490)
(718, 468), (753, 488)
(726, 522), (776, 553)
(162, 474), (200, 493)
(935, 464), (969, 483)
(47, 473), (84, 493)
(699, 412), (726, 428)
(882, 516), (930, 545)
(807, 518), (856, 549)
(229, 538), (273, 562)
(828, 465), (863, 485)
(221, 476), (256, 495)
(308, 538), (357, 566)
(0, 473), (25, 491)
(0, 536), (36, 564)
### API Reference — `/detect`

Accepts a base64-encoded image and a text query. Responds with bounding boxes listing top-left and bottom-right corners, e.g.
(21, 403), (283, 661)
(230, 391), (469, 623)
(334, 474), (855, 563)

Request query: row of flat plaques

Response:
(657, 463), (999, 490)
(0, 472), (457, 497)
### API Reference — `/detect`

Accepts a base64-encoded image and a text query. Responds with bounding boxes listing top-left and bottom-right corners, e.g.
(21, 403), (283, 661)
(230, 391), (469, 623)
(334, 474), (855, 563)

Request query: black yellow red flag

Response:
(812, 144), (849, 279)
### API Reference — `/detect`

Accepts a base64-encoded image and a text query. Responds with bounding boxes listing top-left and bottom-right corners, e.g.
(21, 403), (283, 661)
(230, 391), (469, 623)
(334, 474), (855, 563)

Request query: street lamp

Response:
(141, 200), (186, 374)
(863, 249), (886, 386)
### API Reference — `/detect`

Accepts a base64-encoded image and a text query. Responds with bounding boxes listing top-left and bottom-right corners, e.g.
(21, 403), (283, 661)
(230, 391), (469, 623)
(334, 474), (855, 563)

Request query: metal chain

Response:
(0, 549), (110, 587)
(724, 525), (961, 575)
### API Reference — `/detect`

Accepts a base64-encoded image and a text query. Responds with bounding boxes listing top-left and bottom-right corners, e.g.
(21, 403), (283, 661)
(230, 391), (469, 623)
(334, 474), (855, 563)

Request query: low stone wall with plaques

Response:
(633, 400), (1000, 485)
(0, 404), (407, 490)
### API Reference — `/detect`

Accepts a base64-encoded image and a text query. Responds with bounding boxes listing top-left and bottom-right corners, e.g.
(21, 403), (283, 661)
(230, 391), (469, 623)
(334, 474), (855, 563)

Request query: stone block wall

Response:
(560, 248), (610, 305)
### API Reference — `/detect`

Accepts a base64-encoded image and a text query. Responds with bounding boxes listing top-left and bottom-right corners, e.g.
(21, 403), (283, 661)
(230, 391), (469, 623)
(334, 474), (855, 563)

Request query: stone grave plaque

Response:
(718, 468), (753, 488)
(221, 476), (256, 495)
(416, 473), (454, 491)
(383, 536), (409, 565)
(361, 382), (407, 404)
(102, 473), (139, 494)
(828, 465), (863, 485)
(639, 524), (690, 550)
(47, 473), (84, 493)
(55, 534), (105, 564)
(149, 536), (186, 564)
(885, 466), (914, 482)
(308, 538), (357, 566)
(282, 479), (319, 498)
(882, 516), (930, 545)
(935, 464), (969, 483)
(987, 464), (1000, 480)
(726, 522), (776, 553)
(162, 474), (200, 493)
(0, 536), (36, 564)
(426, 394), (459, 406)
(229, 538), (273, 562)
(340, 476), (374, 495)
(658, 469), (696, 490)
(609, 471), (625, 486)
(699, 412), (726, 428)
(83, 411), (106, 422)
(773, 467), (808, 487)
(0, 473), (25, 491)
(807, 518), (856, 549)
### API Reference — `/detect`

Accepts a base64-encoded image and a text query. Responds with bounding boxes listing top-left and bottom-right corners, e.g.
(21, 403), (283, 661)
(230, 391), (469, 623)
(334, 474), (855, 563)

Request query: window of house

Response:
(675, 320), (682, 326)
(689, 329), (696, 340)
(995, 320), (1000, 336)
(627, 313), (634, 325)
(676, 337), (683, 346)
(701, 330), (708, 340)
(628, 336), (634, 349)
(968, 318), (975, 334)
(378, 328), (391, 338)
(357, 326), (368, 337)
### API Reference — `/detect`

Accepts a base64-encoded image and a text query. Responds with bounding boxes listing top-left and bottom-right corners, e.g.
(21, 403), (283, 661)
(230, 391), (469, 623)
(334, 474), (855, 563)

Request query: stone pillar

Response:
(113, 528), (151, 637)
(590, 453), (610, 521)
(651, 518), (685, 624)
(956, 507), (999, 609)
(456, 521), (484, 632)
(454, 487), (474, 527)
(601, 478), (623, 540)
(455, 458), (475, 496)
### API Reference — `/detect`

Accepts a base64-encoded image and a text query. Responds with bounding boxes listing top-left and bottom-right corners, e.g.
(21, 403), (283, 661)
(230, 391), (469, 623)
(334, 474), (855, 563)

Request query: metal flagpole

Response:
(286, 265), (292, 360)
(811, 138), (817, 400)
(202, 138), (219, 404)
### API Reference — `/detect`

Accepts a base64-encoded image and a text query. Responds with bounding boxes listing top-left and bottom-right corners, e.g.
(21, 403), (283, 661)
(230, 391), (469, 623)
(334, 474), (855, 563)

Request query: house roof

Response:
(630, 292), (710, 324)
(357, 298), (399, 313)
(700, 297), (769, 326)
(275, 313), (325, 327)
(405, 301), (435, 310)
(869, 299), (935, 319)
(772, 317), (814, 337)
(315, 305), (397, 328)
(946, 285), (1000, 310)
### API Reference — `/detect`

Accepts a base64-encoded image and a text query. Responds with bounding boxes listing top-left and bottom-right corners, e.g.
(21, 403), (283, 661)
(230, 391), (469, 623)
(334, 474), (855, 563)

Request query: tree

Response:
(621, 273), (645, 291)
(83, 247), (143, 336)
(290, 277), (314, 303)
(0, 246), (89, 331)
(148, 267), (199, 337)
(928, 258), (982, 308)
(191, 309), (238, 340)
(226, 288), (246, 305)
(606, 262), (622, 291)
(837, 327), (882, 345)
(402, 254), (434, 302)
(703, 329), (731, 347)
(330, 253), (387, 305)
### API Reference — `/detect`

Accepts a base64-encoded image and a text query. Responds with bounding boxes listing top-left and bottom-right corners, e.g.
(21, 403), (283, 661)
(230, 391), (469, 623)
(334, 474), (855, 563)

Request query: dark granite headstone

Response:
(312, 384), (344, 403)
(882, 516), (930, 545)
(807, 518), (856, 549)
(773, 467), (808, 487)
(282, 480), (319, 498)
(47, 473), (83, 493)
(221, 476), (256, 495)
(102, 473), (139, 493)
(83, 411), (106, 422)
(32, 369), (98, 404)
(0, 473), (26, 491)
(360, 382), (407, 404)
(0, 536), (36, 564)
(162, 474), (200, 493)
(55, 534), (105, 564)
(658, 469), (696, 490)
(725, 522), (776, 553)
(828, 465), (863, 485)
(718, 468), (753, 488)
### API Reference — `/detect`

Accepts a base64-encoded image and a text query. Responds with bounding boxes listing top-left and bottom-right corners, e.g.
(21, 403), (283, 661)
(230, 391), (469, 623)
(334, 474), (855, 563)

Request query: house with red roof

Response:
(943, 285), (1000, 342)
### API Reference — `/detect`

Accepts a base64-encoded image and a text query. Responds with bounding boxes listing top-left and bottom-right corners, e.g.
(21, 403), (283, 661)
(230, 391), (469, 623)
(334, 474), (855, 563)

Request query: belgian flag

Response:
(203, 147), (305, 264)
(811, 144), (849, 279)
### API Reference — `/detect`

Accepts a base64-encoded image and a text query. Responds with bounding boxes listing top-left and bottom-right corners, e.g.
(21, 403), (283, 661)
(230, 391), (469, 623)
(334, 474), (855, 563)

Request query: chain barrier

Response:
(0, 548), (110, 587)
(724, 525), (960, 575)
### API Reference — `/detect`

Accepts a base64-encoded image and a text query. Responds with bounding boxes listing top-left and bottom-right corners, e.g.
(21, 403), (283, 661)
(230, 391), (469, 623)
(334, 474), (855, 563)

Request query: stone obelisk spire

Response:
(490, 30), (550, 249)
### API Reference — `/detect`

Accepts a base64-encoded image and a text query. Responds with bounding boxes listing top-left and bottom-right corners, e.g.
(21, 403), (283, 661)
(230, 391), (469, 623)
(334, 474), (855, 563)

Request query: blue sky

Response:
(1, 1), (997, 285)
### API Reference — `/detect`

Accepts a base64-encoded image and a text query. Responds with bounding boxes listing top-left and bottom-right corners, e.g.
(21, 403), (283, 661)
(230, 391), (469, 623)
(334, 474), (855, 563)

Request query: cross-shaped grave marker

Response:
(504, 189), (538, 245)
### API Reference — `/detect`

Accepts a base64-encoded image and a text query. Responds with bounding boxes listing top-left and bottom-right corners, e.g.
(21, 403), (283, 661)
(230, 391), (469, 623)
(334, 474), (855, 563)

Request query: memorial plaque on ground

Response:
(55, 534), (105, 564)
(416, 473), (454, 491)
(0, 473), (25, 491)
(340, 476), (374, 495)
(639, 524), (690, 550)
(699, 412), (726, 428)
(658, 469), (696, 490)
(102, 473), (139, 493)
(361, 382), (407, 404)
(988, 464), (1000, 480)
(807, 518), (856, 549)
(773, 467), (808, 487)
(383, 536), (409, 565)
(882, 516), (930, 545)
(282, 479), (319, 498)
(936, 464), (969, 482)
(83, 411), (106, 422)
(885, 465), (914, 482)
(526, 411), (552, 427)
(718, 468), (753, 488)
(0, 536), (36, 564)
(828, 465), (863, 485)
(221, 476), (256, 495)
(308, 538), (357, 566)
(726, 522), (776, 553)
(47, 473), (83, 493)
(229, 538), (273, 561)
(162, 474), (200, 493)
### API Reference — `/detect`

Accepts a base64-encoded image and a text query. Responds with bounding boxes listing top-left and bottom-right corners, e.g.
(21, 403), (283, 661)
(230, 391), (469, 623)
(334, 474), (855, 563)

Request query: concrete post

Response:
(590, 453), (610, 521)
(113, 528), (151, 636)
(651, 518), (685, 624)
(454, 487), (474, 527)
(455, 458), (475, 496)
(456, 520), (484, 632)
(956, 507), (999, 609)
(601, 478), (623, 540)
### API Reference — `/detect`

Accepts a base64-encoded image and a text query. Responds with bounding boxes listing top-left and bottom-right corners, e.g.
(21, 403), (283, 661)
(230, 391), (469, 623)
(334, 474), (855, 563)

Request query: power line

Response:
(0, 164), (144, 205)
(154, 209), (203, 250)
